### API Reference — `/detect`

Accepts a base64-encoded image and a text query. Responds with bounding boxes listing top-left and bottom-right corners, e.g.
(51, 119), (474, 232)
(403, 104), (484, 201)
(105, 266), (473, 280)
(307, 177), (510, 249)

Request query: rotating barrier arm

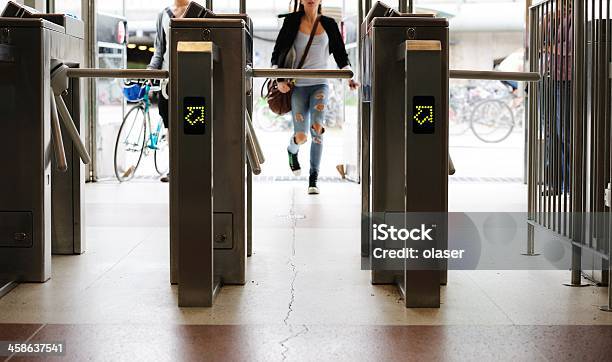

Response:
(65, 68), (170, 79)
(245, 123), (262, 176)
(249, 68), (354, 79)
(450, 70), (541, 82)
(47, 66), (172, 172)
(246, 111), (265, 165)
(245, 111), (265, 175)
(49, 62), (92, 170)
(49, 94), (68, 172)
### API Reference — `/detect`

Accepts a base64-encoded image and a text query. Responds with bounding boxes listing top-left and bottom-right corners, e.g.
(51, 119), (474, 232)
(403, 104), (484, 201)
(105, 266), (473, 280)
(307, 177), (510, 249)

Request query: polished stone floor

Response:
(1, 180), (611, 361)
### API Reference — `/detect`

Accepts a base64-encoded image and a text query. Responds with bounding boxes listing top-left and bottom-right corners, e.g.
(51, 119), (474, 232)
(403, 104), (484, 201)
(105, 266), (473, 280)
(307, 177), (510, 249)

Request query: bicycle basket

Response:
(122, 83), (147, 102)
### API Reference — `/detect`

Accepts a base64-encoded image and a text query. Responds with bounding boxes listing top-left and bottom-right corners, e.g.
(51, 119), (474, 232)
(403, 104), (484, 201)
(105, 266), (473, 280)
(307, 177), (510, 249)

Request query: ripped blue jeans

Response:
(287, 84), (328, 174)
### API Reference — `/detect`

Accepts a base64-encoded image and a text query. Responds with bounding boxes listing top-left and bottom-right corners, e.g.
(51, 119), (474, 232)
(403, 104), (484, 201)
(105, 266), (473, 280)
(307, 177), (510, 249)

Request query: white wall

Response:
(450, 31), (524, 70)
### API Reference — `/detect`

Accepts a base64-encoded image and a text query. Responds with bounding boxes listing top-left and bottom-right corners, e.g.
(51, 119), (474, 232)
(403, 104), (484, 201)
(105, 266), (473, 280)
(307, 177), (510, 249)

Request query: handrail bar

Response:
(66, 68), (169, 79)
(450, 70), (541, 82)
(250, 68), (354, 79)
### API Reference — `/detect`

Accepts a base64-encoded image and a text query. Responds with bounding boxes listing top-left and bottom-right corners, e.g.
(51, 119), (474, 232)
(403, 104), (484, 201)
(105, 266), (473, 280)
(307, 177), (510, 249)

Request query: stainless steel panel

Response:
(0, 212), (33, 248)
(214, 213), (233, 250)
(366, 17), (448, 307)
(0, 16), (84, 283)
(173, 40), (215, 307)
(170, 19), (249, 292)
(52, 74), (85, 254)
(0, 25), (51, 282)
(403, 35), (448, 306)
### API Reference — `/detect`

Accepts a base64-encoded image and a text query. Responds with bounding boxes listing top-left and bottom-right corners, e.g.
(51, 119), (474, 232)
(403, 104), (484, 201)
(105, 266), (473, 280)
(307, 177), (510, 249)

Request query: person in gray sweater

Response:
(147, 0), (191, 182)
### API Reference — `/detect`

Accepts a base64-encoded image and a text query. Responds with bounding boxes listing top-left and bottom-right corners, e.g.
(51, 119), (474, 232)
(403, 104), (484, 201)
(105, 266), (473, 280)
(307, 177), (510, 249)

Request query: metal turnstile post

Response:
(170, 16), (252, 307)
(0, 12), (85, 286)
(364, 14), (449, 308)
(400, 37), (449, 306)
(173, 41), (217, 307)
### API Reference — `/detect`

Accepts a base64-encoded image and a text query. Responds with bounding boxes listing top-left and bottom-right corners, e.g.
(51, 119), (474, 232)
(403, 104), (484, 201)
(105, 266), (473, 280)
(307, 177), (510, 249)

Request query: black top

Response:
(271, 11), (350, 69)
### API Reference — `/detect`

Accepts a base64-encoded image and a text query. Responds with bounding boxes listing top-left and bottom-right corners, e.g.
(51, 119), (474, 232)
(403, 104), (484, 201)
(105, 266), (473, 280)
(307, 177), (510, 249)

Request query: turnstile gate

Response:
(362, 11), (450, 307)
(0, 1), (540, 309)
(170, 13), (254, 307)
(0, 6), (87, 288)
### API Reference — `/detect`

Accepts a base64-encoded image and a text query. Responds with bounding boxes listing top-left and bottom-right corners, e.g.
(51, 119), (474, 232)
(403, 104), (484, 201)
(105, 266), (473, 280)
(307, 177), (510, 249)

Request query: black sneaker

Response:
(308, 171), (319, 195)
(160, 173), (169, 183)
(288, 150), (301, 176)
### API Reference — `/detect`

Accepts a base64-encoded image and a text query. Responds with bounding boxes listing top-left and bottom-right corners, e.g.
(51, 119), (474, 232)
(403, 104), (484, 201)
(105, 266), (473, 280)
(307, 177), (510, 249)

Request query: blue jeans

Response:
(287, 84), (329, 174)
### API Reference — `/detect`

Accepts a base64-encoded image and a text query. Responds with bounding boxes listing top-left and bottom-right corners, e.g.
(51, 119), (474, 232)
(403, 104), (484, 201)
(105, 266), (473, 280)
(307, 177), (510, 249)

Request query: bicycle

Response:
(469, 83), (523, 143)
(114, 79), (169, 182)
(449, 81), (520, 143)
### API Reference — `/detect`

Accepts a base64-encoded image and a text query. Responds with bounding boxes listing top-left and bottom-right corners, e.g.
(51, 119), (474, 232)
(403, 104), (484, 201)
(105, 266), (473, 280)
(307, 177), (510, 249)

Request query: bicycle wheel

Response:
(154, 122), (169, 176)
(114, 105), (147, 182)
(470, 100), (515, 143)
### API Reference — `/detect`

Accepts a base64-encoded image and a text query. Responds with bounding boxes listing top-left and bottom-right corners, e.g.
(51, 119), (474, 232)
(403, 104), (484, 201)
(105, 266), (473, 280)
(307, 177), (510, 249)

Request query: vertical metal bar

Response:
(358, 0), (363, 184)
(567, 0), (574, 237)
(545, 0), (551, 228)
(526, 6), (539, 256)
(399, 0), (408, 13)
(604, 0), (612, 310)
(239, 0), (246, 13)
(528, 7), (535, 221)
(539, 4), (545, 225)
(83, 0), (97, 181)
(206, 0), (213, 11)
(568, 0), (587, 287)
(550, 0), (561, 231)
(604, 0), (611, 288)
(561, 0), (568, 234)
(408, 0), (414, 14)
(596, 0), (604, 253)
(589, 0), (596, 251)
(602, 238), (612, 310)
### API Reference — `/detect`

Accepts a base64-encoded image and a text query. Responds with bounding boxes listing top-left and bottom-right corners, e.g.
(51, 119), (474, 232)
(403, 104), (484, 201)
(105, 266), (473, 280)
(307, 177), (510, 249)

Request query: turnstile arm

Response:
(66, 68), (170, 79)
(245, 122), (262, 175)
(250, 68), (353, 79)
(450, 70), (541, 82)
(50, 63), (91, 166)
(246, 111), (265, 164)
(449, 154), (456, 176)
(54, 94), (92, 165)
(49, 94), (68, 172)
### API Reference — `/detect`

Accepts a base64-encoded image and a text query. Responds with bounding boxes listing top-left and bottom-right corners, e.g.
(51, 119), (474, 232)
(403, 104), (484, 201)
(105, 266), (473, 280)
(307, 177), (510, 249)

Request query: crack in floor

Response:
(279, 188), (309, 361)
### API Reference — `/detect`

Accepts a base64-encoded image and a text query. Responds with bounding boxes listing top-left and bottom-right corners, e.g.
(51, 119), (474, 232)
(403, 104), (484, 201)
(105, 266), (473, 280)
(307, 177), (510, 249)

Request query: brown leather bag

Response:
(263, 16), (321, 116)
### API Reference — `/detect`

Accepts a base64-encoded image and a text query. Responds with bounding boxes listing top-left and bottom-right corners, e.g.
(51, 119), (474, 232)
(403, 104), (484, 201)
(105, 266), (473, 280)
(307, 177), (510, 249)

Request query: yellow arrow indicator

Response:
(413, 105), (434, 126)
(185, 106), (206, 126)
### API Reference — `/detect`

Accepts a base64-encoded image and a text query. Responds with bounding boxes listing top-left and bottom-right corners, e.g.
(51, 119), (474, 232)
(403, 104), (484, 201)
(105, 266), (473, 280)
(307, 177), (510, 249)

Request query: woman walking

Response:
(272, 0), (359, 194)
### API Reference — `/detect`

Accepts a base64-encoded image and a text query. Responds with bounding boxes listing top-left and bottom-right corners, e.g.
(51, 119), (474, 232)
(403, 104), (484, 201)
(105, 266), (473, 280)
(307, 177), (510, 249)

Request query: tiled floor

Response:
(1, 180), (611, 361)
(3, 324), (612, 361)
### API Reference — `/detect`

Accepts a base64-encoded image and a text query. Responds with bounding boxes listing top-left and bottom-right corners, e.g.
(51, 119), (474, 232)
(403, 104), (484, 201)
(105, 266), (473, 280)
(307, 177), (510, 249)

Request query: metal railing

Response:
(528, 0), (611, 309)
(450, 70), (541, 82)
(250, 68), (354, 79)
